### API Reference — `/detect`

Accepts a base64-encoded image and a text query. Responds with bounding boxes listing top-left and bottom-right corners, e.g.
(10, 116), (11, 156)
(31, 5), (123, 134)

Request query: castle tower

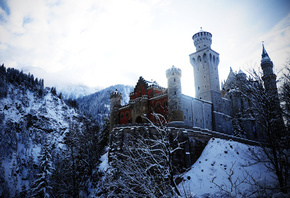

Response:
(260, 42), (285, 137)
(189, 28), (220, 104)
(110, 89), (122, 131)
(166, 66), (184, 122)
(261, 42), (278, 93)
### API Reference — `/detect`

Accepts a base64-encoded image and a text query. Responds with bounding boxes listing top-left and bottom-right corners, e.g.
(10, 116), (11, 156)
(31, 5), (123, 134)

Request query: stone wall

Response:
(182, 95), (212, 130)
(109, 124), (260, 172)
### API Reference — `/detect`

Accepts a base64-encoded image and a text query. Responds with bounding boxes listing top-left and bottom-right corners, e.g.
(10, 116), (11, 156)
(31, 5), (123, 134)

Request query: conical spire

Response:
(261, 41), (271, 62)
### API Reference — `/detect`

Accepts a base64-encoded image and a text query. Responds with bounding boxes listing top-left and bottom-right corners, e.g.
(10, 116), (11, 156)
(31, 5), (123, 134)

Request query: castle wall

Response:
(110, 125), (260, 172)
(181, 95), (212, 130)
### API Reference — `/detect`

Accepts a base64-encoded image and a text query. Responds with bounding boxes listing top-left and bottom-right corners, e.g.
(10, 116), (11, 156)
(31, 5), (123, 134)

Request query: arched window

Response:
(163, 101), (168, 108)
(136, 116), (142, 123)
(203, 53), (207, 63)
(198, 56), (201, 62)
(156, 102), (161, 109)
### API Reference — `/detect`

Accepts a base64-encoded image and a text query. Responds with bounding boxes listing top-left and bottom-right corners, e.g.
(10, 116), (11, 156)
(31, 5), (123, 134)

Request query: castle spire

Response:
(261, 41), (271, 62)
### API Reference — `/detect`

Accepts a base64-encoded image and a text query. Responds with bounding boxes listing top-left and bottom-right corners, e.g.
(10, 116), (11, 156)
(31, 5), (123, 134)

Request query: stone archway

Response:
(135, 116), (142, 123)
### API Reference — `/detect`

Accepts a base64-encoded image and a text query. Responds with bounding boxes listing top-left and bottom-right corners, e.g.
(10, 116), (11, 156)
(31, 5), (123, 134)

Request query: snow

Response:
(178, 138), (277, 197)
(99, 152), (109, 172)
(0, 85), (81, 196)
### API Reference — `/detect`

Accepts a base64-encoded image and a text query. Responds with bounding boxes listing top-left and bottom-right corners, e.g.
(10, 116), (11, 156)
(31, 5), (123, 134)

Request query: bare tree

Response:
(211, 162), (247, 197)
(240, 69), (289, 194)
(280, 64), (290, 131)
(101, 113), (181, 197)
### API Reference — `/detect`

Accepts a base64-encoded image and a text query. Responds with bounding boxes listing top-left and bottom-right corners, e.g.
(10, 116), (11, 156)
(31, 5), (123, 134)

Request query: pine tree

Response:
(30, 143), (54, 198)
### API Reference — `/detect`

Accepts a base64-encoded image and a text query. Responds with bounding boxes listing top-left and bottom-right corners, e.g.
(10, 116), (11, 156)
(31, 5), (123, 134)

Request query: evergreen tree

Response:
(30, 143), (54, 198)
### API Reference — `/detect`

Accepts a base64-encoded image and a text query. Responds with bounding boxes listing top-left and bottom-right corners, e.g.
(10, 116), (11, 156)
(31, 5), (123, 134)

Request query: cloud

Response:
(0, 0), (289, 98)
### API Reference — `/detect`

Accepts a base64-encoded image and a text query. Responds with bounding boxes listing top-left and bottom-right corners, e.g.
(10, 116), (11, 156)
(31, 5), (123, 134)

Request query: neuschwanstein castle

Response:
(110, 29), (279, 140)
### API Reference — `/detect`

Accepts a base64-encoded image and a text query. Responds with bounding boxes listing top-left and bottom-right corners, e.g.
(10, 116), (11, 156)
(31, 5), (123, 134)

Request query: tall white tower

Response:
(189, 28), (220, 104)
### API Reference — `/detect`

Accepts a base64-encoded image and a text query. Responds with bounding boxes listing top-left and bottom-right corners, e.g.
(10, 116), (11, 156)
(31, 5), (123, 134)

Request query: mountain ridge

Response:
(76, 84), (134, 125)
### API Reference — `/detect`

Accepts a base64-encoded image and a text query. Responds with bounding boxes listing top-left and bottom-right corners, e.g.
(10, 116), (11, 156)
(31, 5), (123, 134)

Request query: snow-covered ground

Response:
(178, 138), (278, 197)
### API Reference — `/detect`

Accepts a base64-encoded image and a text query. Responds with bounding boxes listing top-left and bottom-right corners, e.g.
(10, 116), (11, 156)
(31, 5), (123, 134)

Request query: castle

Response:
(110, 29), (280, 140)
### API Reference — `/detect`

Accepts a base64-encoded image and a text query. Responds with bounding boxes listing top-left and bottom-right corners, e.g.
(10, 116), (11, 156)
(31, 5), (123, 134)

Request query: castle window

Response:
(174, 91), (176, 95)
(174, 78), (176, 82)
(156, 102), (161, 109)
(184, 115), (186, 119)
(163, 101), (168, 107)
(198, 86), (200, 90)
(125, 112), (129, 118)
(120, 113), (124, 119)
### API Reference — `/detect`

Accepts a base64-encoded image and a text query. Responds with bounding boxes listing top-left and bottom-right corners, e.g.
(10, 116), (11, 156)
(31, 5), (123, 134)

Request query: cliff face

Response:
(0, 66), (95, 197)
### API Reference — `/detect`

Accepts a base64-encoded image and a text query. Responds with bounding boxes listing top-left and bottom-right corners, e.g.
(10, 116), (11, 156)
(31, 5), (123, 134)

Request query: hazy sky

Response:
(0, 0), (289, 97)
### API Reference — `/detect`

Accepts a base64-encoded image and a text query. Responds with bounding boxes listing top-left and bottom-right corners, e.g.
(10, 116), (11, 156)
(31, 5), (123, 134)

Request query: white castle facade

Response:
(110, 29), (280, 140)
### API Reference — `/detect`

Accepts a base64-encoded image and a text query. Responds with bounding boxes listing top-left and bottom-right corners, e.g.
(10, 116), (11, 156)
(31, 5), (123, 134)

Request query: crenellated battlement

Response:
(110, 89), (123, 99)
(166, 65), (182, 78)
(192, 28), (212, 51)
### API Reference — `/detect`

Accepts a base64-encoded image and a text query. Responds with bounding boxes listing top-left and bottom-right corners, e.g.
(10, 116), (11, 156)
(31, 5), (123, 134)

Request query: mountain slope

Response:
(77, 84), (134, 125)
(0, 65), (100, 197)
(57, 84), (100, 100)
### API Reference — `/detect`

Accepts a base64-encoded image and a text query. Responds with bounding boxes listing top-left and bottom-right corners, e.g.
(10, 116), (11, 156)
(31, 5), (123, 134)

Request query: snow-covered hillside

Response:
(178, 138), (278, 197)
(77, 84), (133, 125)
(0, 84), (83, 196)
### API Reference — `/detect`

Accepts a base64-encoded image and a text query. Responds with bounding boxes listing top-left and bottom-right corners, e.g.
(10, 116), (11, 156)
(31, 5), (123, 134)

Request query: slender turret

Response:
(110, 89), (122, 131)
(261, 42), (277, 93)
(166, 66), (184, 122)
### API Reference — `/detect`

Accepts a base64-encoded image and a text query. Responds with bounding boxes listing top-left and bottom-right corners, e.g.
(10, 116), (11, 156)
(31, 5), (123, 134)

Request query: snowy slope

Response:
(178, 138), (277, 197)
(0, 85), (82, 197)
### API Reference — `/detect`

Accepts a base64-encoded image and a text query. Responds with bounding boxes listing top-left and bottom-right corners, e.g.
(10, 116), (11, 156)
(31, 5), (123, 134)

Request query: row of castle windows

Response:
(193, 54), (218, 64)
(120, 112), (130, 119)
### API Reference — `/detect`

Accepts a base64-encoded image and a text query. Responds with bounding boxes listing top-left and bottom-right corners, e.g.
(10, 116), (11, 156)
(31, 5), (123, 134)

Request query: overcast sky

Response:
(0, 0), (289, 97)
